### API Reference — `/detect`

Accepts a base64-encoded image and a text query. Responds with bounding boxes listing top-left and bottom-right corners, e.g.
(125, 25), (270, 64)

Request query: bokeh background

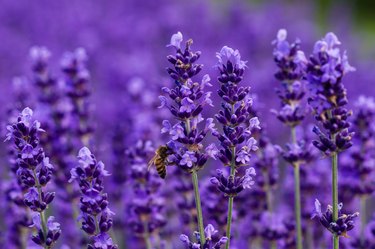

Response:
(0, 0), (374, 249)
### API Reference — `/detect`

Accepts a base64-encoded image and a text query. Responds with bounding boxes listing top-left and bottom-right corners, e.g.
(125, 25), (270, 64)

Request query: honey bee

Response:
(148, 145), (170, 179)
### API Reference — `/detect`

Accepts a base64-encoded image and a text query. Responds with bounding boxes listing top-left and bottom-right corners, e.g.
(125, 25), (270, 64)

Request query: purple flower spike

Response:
(307, 32), (355, 154)
(70, 147), (118, 249)
(160, 32), (216, 173)
(312, 199), (359, 237)
(212, 45), (259, 192)
(211, 168), (255, 197)
(180, 224), (228, 249)
(5, 108), (60, 248)
(272, 29), (307, 128)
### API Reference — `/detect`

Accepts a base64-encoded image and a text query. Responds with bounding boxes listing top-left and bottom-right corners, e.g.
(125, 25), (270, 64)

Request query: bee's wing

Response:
(147, 154), (158, 171)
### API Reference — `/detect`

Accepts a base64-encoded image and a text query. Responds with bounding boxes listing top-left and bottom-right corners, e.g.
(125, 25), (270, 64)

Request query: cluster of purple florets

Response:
(1, 13), (372, 249)
(70, 147), (118, 249)
(6, 108), (61, 248)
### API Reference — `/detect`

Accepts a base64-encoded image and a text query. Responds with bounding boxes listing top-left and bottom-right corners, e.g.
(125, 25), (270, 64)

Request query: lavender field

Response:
(1, 1), (375, 249)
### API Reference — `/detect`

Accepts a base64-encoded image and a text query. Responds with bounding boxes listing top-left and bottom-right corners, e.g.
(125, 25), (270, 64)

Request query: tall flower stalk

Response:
(62, 48), (93, 147)
(341, 96), (375, 243)
(307, 32), (357, 249)
(211, 46), (259, 249)
(126, 140), (167, 249)
(160, 32), (217, 247)
(5, 108), (61, 249)
(30, 46), (85, 247)
(272, 29), (309, 249)
(70, 147), (118, 249)
(3, 77), (33, 249)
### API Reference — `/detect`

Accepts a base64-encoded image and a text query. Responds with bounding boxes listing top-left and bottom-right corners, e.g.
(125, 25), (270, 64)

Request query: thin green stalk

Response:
(20, 227), (27, 249)
(360, 196), (367, 244)
(185, 116), (205, 247)
(332, 151), (339, 249)
(291, 126), (303, 249)
(271, 240), (277, 249)
(263, 169), (273, 212)
(143, 220), (152, 249)
(32, 169), (48, 248)
(327, 109), (339, 249)
(306, 226), (314, 249)
(94, 215), (100, 234)
(226, 197), (234, 249)
(225, 147), (236, 249)
(294, 164), (303, 249)
(192, 170), (206, 247)
(250, 237), (262, 249)
(333, 235), (339, 249)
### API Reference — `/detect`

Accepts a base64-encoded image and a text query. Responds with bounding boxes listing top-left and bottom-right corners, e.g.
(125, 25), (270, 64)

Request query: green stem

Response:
(225, 147), (236, 249)
(94, 215), (100, 234)
(333, 235), (339, 249)
(20, 227), (27, 249)
(271, 240), (277, 249)
(332, 151), (339, 249)
(226, 197), (234, 249)
(306, 226), (314, 249)
(185, 116), (205, 247)
(327, 109), (339, 249)
(192, 170), (206, 247)
(143, 220), (152, 249)
(251, 237), (262, 249)
(294, 164), (303, 249)
(360, 196), (367, 244)
(291, 126), (303, 249)
(263, 170), (273, 212)
(32, 169), (48, 248)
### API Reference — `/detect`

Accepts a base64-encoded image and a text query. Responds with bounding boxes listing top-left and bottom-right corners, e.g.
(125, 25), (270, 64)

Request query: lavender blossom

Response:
(180, 224), (228, 249)
(161, 32), (216, 173)
(312, 199), (359, 237)
(5, 107), (61, 248)
(70, 147), (118, 249)
(213, 45), (259, 181)
(307, 32), (355, 155)
(62, 48), (93, 147)
(2, 77), (34, 248)
(307, 32), (357, 249)
(201, 178), (231, 232)
(341, 96), (375, 197)
(272, 29), (311, 249)
(160, 32), (216, 246)
(30, 46), (59, 112)
(259, 211), (288, 244)
(210, 168), (256, 197)
(272, 29), (307, 127)
(30, 46), (84, 248)
(253, 137), (279, 212)
(170, 167), (197, 234)
(212, 45), (259, 249)
(2, 180), (32, 249)
(126, 140), (167, 248)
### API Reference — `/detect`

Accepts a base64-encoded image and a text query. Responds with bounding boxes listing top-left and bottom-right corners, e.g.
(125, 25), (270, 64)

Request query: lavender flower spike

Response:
(180, 224), (228, 249)
(5, 107), (61, 248)
(307, 32), (356, 249)
(272, 28), (309, 249)
(312, 199), (359, 237)
(210, 168), (256, 197)
(307, 32), (355, 155)
(272, 28), (307, 127)
(213, 46), (260, 249)
(70, 147), (118, 249)
(160, 32), (217, 246)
